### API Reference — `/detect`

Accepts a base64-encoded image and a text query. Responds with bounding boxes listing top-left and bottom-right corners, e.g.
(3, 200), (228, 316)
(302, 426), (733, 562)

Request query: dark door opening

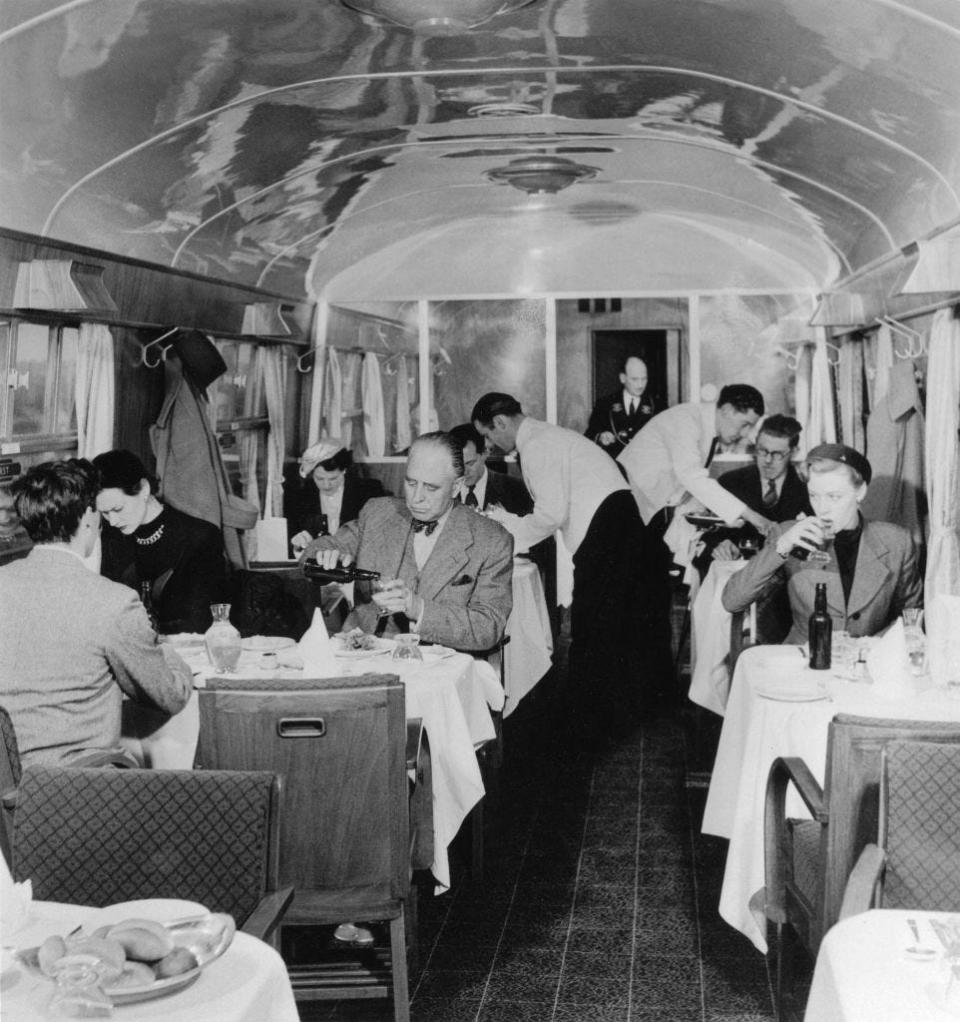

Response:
(591, 329), (668, 416)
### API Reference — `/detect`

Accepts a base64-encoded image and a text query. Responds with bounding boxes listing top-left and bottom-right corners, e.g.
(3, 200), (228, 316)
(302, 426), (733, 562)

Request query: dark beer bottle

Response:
(808, 582), (832, 670)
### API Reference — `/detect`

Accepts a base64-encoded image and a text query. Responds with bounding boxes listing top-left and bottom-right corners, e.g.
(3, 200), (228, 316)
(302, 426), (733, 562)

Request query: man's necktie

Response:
(411, 518), (438, 535)
(762, 479), (778, 509)
(627, 399), (637, 418)
(464, 486), (478, 508)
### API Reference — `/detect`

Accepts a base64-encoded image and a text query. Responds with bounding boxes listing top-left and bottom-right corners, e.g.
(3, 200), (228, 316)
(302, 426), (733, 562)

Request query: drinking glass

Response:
(902, 608), (925, 675)
(372, 578), (403, 618)
(392, 634), (423, 662)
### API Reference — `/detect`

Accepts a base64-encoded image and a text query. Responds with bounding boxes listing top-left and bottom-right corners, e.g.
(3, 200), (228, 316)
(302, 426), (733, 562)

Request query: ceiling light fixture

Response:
(484, 155), (600, 195)
(341, 0), (537, 34)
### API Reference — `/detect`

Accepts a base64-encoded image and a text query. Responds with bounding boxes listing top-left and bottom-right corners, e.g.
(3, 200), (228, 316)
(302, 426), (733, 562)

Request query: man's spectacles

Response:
(756, 447), (790, 462)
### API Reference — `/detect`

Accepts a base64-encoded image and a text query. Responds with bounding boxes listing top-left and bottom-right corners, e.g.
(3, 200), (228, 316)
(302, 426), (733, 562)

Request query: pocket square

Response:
(451, 574), (474, 586)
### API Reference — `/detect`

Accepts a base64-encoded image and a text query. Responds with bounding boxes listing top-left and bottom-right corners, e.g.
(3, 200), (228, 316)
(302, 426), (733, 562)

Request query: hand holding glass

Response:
(372, 578), (405, 617)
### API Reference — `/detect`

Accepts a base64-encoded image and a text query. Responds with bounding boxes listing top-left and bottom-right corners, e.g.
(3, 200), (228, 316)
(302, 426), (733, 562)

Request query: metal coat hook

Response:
(880, 316), (926, 359)
(775, 345), (802, 372)
(296, 346), (320, 373)
(824, 341), (842, 368)
(140, 327), (178, 369)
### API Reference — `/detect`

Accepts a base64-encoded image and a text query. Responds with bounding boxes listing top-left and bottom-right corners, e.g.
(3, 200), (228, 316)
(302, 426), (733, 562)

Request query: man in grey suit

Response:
(302, 432), (513, 651)
(722, 444), (922, 643)
(0, 459), (192, 767)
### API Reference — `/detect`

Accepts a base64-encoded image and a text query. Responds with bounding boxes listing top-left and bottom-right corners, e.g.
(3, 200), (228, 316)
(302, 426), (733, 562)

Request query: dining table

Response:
(702, 642), (960, 953)
(503, 557), (553, 718)
(804, 909), (960, 1022)
(0, 899), (299, 1022)
(136, 635), (504, 892)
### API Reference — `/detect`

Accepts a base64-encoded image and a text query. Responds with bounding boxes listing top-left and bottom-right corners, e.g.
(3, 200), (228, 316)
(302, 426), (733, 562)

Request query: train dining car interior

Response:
(2, 2), (960, 1021)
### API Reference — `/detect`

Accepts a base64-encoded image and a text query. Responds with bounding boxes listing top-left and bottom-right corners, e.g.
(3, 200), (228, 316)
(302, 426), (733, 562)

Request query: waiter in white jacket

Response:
(472, 393), (674, 738)
(617, 383), (774, 537)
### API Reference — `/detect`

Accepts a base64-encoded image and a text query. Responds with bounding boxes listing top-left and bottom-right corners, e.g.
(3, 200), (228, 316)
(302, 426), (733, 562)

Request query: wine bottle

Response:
(304, 562), (381, 584)
(808, 582), (832, 670)
(139, 580), (159, 632)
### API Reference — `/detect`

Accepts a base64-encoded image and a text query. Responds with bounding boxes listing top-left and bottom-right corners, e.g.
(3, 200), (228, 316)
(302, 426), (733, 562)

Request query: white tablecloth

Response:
(805, 909), (960, 1022)
(504, 558), (553, 718)
(0, 901), (298, 1022)
(702, 644), (960, 952)
(688, 559), (745, 715)
(148, 639), (503, 892)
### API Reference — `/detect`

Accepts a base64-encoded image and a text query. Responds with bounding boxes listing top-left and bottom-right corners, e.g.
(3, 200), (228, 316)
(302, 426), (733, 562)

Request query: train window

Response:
(211, 341), (269, 511)
(0, 320), (78, 462)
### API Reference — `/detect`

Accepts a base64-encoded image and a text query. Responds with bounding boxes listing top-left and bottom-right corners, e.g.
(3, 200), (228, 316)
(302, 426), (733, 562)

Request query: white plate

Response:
(334, 637), (394, 658)
(241, 635), (296, 652)
(755, 685), (827, 702)
(84, 899), (209, 929)
(421, 645), (457, 659)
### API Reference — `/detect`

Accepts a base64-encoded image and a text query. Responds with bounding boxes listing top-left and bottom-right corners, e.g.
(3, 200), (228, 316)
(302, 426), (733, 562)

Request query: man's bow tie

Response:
(411, 518), (439, 535)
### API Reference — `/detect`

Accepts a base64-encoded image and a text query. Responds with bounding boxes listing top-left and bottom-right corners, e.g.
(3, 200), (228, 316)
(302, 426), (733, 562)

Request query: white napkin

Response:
(866, 618), (913, 700)
(296, 609), (340, 676)
(925, 594), (960, 687)
(0, 853), (31, 941)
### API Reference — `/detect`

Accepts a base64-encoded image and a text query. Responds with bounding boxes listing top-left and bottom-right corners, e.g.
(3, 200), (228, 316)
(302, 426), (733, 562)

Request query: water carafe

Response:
(205, 603), (241, 673)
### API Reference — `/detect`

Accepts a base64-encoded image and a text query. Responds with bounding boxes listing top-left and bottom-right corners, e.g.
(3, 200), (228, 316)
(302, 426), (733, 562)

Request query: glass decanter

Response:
(204, 603), (242, 674)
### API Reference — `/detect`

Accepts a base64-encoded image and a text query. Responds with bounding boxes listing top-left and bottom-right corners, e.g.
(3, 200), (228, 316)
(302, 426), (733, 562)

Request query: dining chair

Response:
(9, 765), (292, 942)
(196, 673), (415, 1022)
(763, 713), (960, 1021)
(839, 739), (960, 918)
(0, 703), (139, 867)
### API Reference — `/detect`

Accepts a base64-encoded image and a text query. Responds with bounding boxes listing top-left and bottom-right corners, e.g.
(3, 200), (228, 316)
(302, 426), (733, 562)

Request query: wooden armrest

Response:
(764, 756), (826, 923)
(839, 844), (885, 921)
(240, 885), (294, 941)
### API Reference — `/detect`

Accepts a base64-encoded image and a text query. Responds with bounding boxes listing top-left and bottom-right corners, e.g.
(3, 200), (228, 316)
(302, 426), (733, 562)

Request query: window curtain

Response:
(75, 323), (115, 458)
(339, 351), (362, 450)
(804, 330), (838, 449)
(260, 346), (288, 517)
(322, 346), (342, 441)
(362, 352), (386, 457)
(240, 354), (263, 515)
(924, 307), (960, 606)
(870, 323), (895, 407)
(395, 355), (411, 453)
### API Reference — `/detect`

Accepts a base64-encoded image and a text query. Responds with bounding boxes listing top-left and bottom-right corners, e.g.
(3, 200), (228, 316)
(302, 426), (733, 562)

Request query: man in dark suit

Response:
(705, 414), (812, 562)
(449, 422), (532, 514)
(585, 355), (655, 458)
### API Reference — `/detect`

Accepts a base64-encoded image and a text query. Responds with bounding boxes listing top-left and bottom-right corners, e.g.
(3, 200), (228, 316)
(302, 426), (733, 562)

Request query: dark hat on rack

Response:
(806, 443), (872, 485)
(171, 329), (226, 390)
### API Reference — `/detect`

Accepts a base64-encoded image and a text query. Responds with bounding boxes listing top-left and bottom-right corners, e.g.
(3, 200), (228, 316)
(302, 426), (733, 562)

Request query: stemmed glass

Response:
(902, 608), (925, 675)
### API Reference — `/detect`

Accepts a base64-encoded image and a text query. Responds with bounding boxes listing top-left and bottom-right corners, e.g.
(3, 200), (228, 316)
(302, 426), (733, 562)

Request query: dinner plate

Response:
(241, 635), (296, 652)
(334, 637), (393, 658)
(755, 685), (827, 702)
(420, 644), (457, 660)
(18, 901), (234, 1007)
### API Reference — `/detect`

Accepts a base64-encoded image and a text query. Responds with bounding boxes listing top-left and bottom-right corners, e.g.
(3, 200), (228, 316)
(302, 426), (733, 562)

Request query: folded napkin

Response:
(926, 594), (960, 687)
(0, 853), (31, 941)
(866, 618), (913, 700)
(296, 609), (340, 676)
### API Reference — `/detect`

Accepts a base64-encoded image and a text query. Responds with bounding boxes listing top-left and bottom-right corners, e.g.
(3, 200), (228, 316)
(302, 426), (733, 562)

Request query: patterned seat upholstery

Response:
(840, 739), (960, 915)
(11, 766), (291, 940)
(764, 714), (960, 1021)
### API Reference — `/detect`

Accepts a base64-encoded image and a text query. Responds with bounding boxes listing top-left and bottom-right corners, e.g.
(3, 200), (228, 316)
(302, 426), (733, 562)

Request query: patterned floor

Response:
(295, 636), (783, 1022)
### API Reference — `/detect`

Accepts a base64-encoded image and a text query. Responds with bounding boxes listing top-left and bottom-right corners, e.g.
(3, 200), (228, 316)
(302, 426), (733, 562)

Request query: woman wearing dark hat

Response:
(93, 450), (228, 634)
(722, 443), (922, 643)
(288, 439), (385, 557)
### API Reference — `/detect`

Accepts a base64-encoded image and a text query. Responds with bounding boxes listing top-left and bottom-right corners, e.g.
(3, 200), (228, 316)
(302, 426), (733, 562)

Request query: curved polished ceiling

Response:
(1, 0), (959, 301)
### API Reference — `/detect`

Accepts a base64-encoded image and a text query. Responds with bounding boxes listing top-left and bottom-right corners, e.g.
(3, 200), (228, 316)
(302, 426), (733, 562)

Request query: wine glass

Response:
(902, 608), (925, 674)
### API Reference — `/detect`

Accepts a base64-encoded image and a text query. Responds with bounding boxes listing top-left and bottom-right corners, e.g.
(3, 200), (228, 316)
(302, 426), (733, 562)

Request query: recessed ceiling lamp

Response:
(484, 155), (600, 195)
(341, 0), (537, 34)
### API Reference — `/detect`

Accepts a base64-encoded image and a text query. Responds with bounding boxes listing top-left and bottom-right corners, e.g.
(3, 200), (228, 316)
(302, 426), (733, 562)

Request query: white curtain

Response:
(924, 308), (960, 605)
(260, 345), (288, 518)
(306, 300), (327, 446)
(794, 345), (812, 456)
(240, 354), (263, 515)
(871, 322), (895, 407)
(395, 355), (411, 453)
(805, 330), (837, 449)
(323, 346), (342, 441)
(338, 352), (362, 449)
(75, 323), (115, 458)
(362, 352), (386, 457)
